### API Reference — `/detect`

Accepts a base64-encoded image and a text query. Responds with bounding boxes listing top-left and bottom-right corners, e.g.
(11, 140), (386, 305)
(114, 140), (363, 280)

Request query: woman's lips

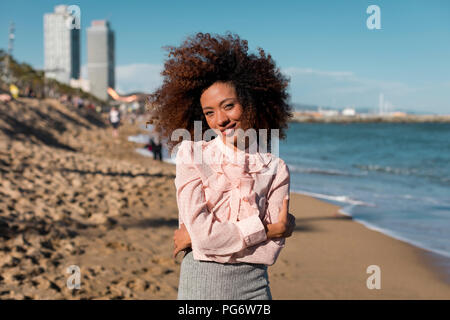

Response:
(222, 124), (236, 136)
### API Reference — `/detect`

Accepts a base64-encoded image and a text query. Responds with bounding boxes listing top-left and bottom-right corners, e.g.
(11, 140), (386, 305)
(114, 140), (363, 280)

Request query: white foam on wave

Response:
(291, 188), (375, 207)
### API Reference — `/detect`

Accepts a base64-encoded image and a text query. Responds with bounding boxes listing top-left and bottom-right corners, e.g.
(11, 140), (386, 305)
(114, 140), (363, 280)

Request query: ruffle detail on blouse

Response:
(193, 137), (273, 223)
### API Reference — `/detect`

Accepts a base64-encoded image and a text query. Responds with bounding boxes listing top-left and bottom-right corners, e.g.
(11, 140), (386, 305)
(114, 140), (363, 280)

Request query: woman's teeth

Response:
(224, 128), (234, 136)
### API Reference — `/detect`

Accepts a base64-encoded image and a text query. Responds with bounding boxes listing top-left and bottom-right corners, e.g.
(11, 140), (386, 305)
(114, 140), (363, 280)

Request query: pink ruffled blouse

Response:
(174, 136), (290, 266)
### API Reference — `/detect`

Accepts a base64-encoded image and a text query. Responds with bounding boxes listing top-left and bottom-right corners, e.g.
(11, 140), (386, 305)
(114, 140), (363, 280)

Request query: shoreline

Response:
(269, 192), (450, 299)
(299, 190), (450, 278)
(290, 189), (450, 263)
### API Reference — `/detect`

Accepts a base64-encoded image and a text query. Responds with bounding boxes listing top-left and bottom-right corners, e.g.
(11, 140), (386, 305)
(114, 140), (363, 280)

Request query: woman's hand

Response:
(264, 197), (296, 239)
(173, 223), (192, 258)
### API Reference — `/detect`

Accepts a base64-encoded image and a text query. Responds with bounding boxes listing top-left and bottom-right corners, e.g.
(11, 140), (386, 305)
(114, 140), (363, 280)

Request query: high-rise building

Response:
(87, 20), (115, 100)
(44, 5), (80, 84)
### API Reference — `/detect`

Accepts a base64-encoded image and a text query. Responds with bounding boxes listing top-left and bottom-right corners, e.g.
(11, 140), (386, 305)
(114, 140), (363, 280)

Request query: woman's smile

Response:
(221, 123), (237, 137)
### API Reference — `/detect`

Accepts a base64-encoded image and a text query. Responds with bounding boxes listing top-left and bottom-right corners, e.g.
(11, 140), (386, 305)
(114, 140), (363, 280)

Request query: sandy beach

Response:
(0, 98), (449, 299)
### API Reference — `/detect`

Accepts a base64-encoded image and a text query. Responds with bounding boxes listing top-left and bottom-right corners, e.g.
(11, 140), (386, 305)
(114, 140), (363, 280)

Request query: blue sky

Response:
(1, 0), (449, 114)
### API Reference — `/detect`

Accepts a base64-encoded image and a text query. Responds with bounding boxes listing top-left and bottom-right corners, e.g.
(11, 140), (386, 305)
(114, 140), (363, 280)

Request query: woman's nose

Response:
(216, 110), (229, 126)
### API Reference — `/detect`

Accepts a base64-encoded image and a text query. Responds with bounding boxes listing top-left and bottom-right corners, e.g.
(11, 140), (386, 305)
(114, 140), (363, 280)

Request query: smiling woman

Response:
(147, 32), (295, 300)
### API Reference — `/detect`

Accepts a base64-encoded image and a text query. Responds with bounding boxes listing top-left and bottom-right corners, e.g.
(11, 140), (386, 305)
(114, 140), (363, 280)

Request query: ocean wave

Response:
(353, 164), (419, 175)
(353, 164), (450, 185)
(289, 165), (367, 177)
(291, 188), (376, 207)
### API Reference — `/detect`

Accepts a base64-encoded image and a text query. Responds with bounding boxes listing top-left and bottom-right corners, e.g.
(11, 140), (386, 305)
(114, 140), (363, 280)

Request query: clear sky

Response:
(1, 0), (449, 114)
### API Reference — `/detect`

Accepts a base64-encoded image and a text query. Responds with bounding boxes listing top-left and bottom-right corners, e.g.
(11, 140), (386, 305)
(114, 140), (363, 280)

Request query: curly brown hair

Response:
(147, 31), (293, 152)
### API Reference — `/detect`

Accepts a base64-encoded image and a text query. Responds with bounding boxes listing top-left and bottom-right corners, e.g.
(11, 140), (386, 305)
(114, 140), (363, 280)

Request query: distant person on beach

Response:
(9, 84), (19, 99)
(109, 106), (121, 138)
(148, 32), (295, 300)
(25, 86), (35, 98)
(150, 133), (163, 161)
(77, 97), (84, 109)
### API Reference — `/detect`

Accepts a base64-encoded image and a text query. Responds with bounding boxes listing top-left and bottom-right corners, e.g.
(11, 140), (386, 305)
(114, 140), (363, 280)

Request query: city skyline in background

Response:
(1, 0), (449, 114)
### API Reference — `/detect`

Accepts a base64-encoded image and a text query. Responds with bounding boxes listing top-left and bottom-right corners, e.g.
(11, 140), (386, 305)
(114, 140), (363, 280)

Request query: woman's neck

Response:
(222, 136), (255, 153)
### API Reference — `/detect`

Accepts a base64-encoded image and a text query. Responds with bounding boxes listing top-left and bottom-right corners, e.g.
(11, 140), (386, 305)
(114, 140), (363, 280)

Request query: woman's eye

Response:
(225, 104), (234, 109)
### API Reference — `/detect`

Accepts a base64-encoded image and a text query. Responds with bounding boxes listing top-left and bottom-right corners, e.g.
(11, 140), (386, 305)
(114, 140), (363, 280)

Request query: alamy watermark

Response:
(366, 265), (381, 289)
(66, 265), (81, 289)
(366, 5), (381, 30)
(66, 5), (81, 30)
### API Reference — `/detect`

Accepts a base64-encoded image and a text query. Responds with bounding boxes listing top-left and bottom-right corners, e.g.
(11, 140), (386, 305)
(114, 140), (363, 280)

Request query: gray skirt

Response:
(177, 250), (272, 300)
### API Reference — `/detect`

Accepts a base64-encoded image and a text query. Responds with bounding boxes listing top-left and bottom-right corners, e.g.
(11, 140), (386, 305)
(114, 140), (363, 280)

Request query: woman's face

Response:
(200, 82), (246, 147)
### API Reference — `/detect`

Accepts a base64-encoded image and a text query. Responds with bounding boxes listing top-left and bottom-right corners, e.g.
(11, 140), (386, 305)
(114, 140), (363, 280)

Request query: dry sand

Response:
(0, 98), (449, 299)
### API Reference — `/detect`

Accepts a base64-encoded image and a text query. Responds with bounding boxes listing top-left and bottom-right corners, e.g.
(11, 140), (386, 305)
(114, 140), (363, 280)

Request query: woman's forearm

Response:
(264, 222), (285, 239)
(264, 214), (295, 239)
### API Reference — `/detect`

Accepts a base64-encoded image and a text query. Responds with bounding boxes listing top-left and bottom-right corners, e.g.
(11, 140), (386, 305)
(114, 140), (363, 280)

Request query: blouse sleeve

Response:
(264, 158), (291, 247)
(174, 140), (268, 256)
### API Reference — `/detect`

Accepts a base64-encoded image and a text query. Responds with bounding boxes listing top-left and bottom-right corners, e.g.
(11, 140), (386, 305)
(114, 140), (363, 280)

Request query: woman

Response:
(147, 32), (296, 300)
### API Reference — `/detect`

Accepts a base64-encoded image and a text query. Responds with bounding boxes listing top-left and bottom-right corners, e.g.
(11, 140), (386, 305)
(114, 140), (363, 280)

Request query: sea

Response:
(131, 122), (450, 266)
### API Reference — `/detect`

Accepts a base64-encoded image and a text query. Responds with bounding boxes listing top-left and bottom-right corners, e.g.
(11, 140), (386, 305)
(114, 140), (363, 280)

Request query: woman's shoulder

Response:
(266, 153), (289, 177)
